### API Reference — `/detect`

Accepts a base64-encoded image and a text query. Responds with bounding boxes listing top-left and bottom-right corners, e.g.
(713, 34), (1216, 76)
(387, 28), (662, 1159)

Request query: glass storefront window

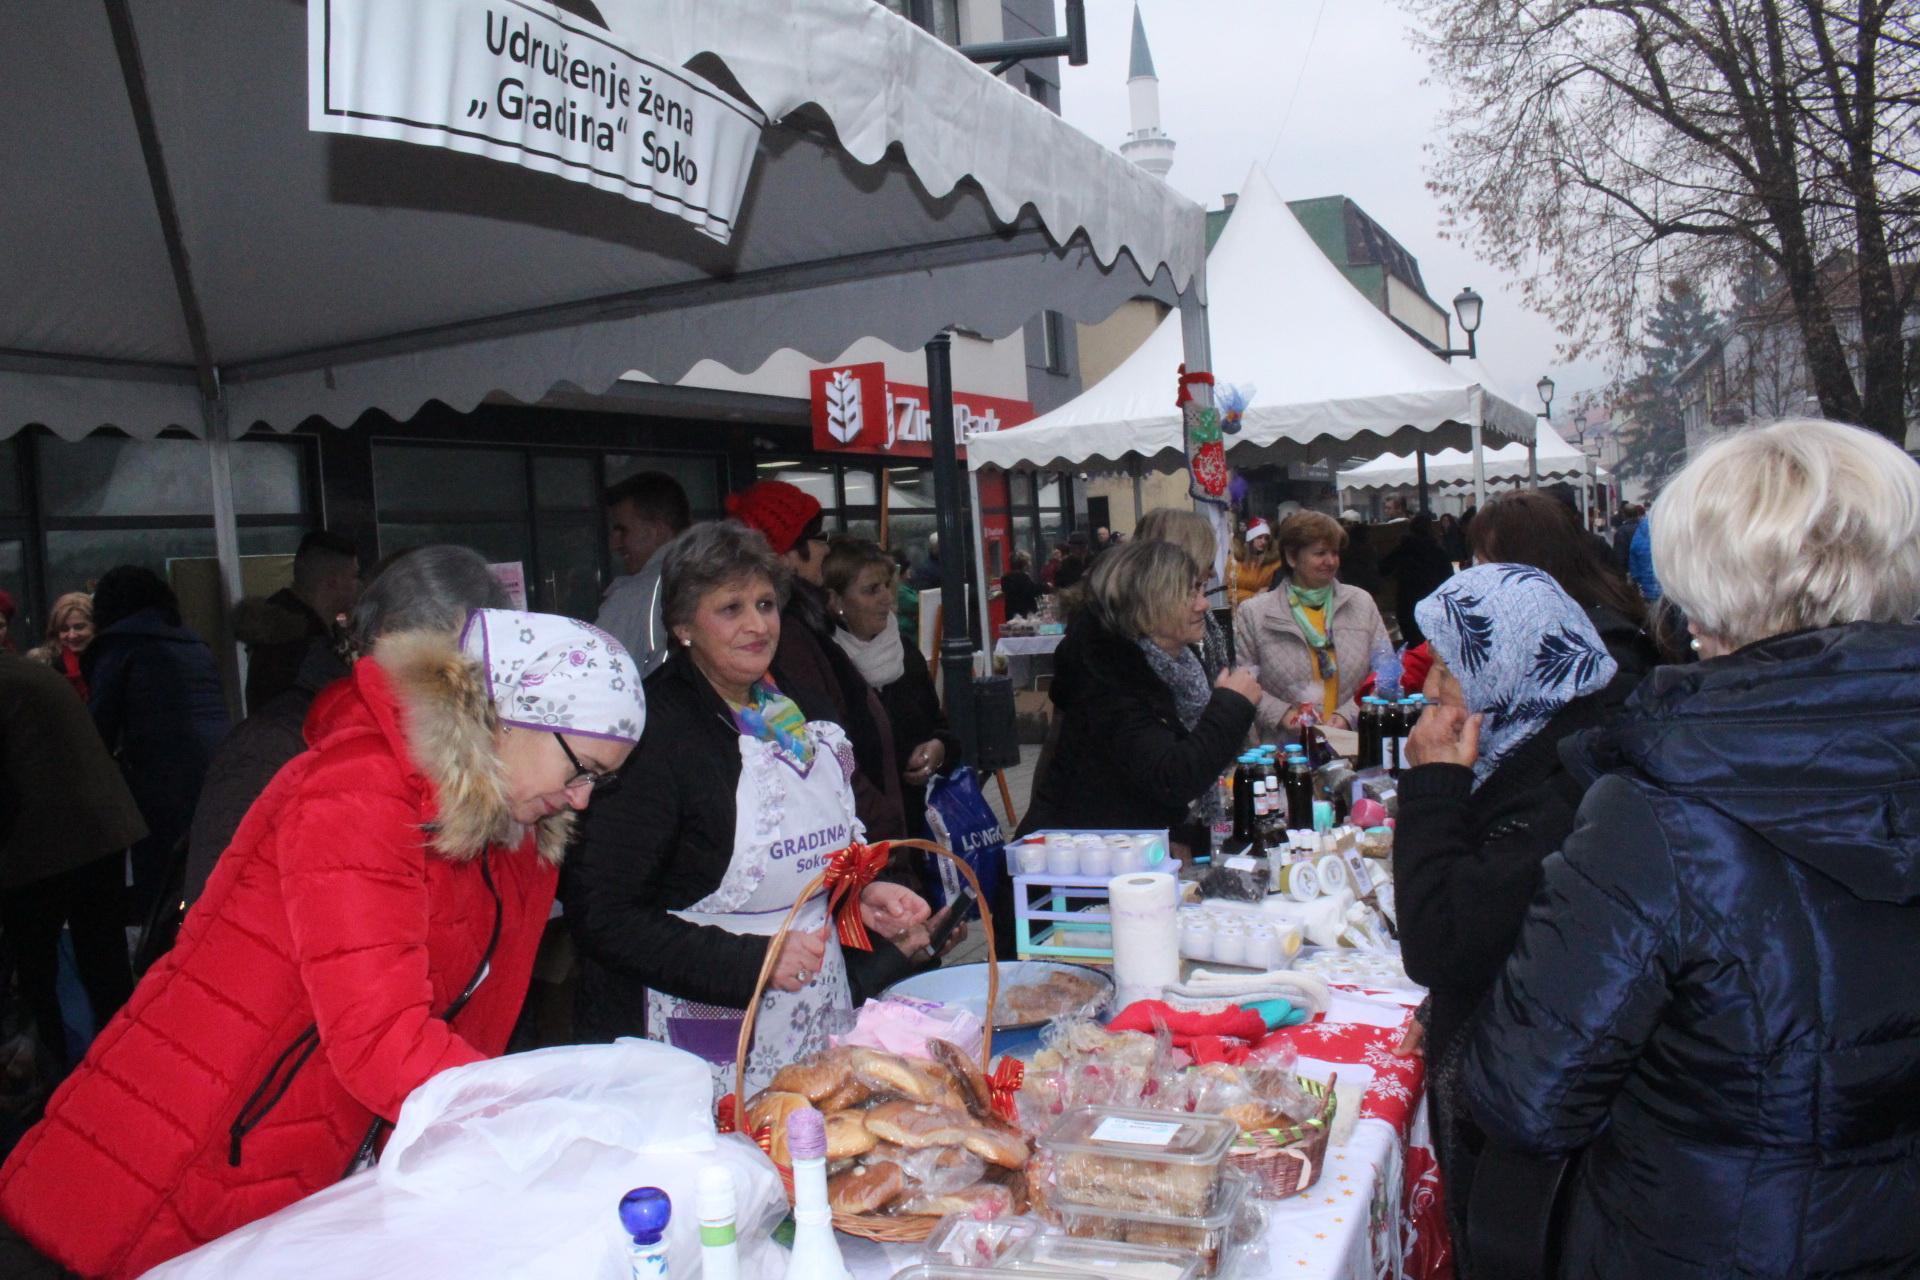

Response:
(758, 462), (835, 508)
(841, 517), (881, 545)
(1037, 474), (1062, 509)
(0, 540), (26, 644)
(885, 467), (937, 510)
(1008, 472), (1035, 505)
(607, 452), (721, 515)
(374, 445), (527, 512)
(841, 465), (878, 506)
(42, 524), (310, 598)
(39, 437), (304, 519)
(377, 521), (533, 571)
(532, 517), (605, 620)
(533, 455), (598, 510)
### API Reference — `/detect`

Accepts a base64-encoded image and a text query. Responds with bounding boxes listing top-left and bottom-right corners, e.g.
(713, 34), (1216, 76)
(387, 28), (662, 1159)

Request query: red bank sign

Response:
(809, 362), (1034, 459)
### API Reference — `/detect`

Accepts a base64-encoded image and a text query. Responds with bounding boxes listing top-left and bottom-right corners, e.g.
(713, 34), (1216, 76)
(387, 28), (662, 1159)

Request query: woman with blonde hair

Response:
(1235, 511), (1391, 736)
(1020, 539), (1261, 859)
(1461, 419), (1920, 1279)
(28, 591), (94, 701)
(1135, 506), (1230, 676)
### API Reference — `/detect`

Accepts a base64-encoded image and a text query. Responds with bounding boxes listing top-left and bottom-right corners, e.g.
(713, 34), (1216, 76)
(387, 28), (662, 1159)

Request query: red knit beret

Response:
(725, 480), (824, 556)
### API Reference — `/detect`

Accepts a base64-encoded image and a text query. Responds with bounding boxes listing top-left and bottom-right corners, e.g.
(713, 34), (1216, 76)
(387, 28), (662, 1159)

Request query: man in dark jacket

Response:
(233, 530), (360, 711)
(1378, 514), (1454, 647)
(84, 567), (230, 915)
(0, 653), (146, 1074)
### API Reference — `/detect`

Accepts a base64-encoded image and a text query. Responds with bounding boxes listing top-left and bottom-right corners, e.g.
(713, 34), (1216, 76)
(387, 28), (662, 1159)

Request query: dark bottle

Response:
(1381, 699), (1406, 776)
(1231, 756), (1256, 841)
(1285, 754), (1315, 830)
(1357, 698), (1381, 770)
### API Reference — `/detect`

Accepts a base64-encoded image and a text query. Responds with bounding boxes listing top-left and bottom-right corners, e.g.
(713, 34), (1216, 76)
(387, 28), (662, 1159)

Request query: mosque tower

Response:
(1118, 4), (1175, 180)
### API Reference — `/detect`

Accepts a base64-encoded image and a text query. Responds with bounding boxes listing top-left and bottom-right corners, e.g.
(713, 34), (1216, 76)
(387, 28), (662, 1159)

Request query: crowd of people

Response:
(0, 418), (1915, 1277)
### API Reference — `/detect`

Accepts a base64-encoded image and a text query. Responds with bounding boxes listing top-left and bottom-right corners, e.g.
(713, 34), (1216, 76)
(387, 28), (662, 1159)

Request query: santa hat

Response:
(725, 480), (824, 556)
(1245, 518), (1272, 542)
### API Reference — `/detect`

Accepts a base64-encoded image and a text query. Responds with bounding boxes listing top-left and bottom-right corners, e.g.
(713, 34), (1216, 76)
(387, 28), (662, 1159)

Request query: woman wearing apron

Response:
(562, 522), (931, 1094)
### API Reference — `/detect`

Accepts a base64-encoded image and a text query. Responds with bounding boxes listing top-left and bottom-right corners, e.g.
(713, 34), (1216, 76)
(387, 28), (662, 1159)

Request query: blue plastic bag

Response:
(921, 768), (1007, 922)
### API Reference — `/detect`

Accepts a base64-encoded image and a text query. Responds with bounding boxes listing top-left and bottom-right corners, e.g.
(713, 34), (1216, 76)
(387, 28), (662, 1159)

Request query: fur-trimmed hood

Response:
(366, 629), (575, 866)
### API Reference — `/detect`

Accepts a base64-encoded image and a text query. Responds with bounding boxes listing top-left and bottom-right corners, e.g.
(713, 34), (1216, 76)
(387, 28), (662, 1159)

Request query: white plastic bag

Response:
(147, 1040), (788, 1279)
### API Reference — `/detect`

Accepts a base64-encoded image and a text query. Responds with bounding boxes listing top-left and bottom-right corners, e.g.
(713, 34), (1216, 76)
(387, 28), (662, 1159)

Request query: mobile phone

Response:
(924, 894), (971, 955)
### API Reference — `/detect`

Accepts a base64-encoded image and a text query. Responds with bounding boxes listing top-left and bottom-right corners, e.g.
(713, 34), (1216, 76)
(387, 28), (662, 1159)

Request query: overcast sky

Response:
(1051, 0), (1612, 408)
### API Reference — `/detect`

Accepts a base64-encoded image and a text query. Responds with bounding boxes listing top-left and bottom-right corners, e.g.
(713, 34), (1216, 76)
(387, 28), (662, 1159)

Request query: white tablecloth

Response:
(994, 632), (1064, 686)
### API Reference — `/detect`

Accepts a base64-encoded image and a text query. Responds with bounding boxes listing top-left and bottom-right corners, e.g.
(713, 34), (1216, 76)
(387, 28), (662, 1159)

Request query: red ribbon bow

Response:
(987, 1056), (1025, 1125)
(824, 840), (892, 952)
(1175, 363), (1215, 407)
(714, 1094), (774, 1158)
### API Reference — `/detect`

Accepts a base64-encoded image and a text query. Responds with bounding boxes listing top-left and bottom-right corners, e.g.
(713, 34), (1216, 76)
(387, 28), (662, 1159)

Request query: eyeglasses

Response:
(554, 733), (620, 794)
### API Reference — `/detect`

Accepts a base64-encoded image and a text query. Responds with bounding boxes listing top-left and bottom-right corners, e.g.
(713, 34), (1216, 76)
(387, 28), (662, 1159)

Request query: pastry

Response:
(862, 1100), (975, 1149)
(828, 1160), (904, 1215)
(851, 1049), (951, 1106)
(960, 1124), (1029, 1169)
(825, 1109), (877, 1160)
(1054, 1151), (1216, 1217)
(818, 1077), (874, 1112)
(930, 1040), (993, 1121)
(743, 1090), (811, 1166)
(769, 1048), (854, 1103)
(896, 1180), (1016, 1217)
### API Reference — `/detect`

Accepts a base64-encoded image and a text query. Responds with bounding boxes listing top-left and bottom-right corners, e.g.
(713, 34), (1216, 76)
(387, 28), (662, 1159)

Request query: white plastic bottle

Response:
(697, 1165), (740, 1280)
(783, 1107), (851, 1280)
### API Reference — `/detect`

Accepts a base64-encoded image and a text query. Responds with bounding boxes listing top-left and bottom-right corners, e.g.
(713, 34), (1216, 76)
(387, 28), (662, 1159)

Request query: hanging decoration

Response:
(1214, 382), (1254, 435)
(1177, 365), (1230, 507)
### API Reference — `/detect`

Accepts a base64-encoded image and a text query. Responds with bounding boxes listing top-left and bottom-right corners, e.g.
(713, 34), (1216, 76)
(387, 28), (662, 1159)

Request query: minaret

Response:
(1119, 4), (1175, 179)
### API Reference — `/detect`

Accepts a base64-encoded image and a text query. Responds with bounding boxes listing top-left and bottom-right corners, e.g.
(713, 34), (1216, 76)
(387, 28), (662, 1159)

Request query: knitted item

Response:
(725, 480), (824, 555)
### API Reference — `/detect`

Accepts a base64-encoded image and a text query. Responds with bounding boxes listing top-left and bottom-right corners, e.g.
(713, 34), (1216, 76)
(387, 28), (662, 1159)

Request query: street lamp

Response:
(1536, 374), (1556, 418)
(1436, 287), (1484, 362)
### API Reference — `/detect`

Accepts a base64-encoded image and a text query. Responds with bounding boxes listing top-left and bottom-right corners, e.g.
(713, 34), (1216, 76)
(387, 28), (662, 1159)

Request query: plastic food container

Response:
(1040, 1108), (1240, 1219)
(1004, 1233), (1201, 1280)
(1051, 1167), (1252, 1277)
(920, 1213), (1044, 1268)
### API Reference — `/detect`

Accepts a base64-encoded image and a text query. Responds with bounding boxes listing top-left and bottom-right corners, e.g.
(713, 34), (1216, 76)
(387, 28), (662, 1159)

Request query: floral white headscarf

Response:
(459, 609), (645, 744)
(1414, 564), (1617, 788)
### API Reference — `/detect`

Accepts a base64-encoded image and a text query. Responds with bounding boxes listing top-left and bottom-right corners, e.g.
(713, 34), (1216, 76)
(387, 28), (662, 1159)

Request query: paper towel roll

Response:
(1108, 872), (1181, 1008)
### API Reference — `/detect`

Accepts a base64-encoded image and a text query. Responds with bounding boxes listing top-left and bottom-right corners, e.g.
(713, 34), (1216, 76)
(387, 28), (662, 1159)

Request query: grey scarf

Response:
(1138, 637), (1222, 827)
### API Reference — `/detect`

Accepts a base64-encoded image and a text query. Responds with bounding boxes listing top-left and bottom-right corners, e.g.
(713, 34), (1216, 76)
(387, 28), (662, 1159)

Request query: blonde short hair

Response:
(1134, 508), (1217, 577)
(1651, 418), (1920, 648)
(1091, 539), (1201, 641)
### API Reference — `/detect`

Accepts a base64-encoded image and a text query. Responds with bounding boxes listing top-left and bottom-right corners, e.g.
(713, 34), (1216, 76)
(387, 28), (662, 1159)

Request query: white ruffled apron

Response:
(646, 721), (861, 1098)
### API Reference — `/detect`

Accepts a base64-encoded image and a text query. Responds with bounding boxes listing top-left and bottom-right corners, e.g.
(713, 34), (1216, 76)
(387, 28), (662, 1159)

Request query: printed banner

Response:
(809, 363), (1035, 459)
(310, 0), (765, 243)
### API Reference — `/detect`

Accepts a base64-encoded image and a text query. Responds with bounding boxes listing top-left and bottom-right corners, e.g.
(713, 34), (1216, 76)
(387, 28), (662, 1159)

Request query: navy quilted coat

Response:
(1463, 623), (1920, 1279)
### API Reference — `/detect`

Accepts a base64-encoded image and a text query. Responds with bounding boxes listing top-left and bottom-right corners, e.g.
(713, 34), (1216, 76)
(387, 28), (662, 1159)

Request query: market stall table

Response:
(994, 632), (1066, 688)
(841, 982), (1444, 1280)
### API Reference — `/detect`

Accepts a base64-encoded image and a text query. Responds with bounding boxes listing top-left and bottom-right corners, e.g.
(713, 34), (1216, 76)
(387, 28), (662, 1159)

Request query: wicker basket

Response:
(726, 838), (1000, 1244)
(1226, 1073), (1338, 1199)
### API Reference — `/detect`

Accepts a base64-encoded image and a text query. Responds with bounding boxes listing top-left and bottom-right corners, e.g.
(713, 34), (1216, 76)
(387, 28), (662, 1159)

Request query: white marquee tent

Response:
(965, 165), (1535, 476)
(1338, 416), (1607, 491)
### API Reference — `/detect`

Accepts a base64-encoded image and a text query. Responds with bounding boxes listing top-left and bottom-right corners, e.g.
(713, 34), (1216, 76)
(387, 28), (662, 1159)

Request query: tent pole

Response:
(968, 467), (993, 659)
(926, 333), (976, 764)
(1416, 448), (1429, 515)
(1176, 285), (1227, 585)
(1527, 436), (1539, 488)
(1469, 387), (1488, 510)
(202, 392), (246, 715)
(1131, 458), (1144, 525)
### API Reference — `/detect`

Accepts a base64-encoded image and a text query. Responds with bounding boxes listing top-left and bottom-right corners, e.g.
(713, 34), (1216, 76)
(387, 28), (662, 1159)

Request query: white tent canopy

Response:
(966, 165), (1533, 473)
(1, 0), (1207, 441)
(1338, 416), (1607, 491)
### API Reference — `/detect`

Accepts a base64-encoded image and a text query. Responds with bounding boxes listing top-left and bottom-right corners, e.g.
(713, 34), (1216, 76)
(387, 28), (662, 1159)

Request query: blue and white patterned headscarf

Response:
(1414, 564), (1617, 787)
(459, 609), (646, 744)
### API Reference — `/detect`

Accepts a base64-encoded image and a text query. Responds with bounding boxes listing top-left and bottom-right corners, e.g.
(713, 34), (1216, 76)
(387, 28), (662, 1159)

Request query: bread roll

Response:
(744, 1090), (811, 1166)
(959, 1124), (1029, 1169)
(862, 1100), (974, 1149)
(825, 1109), (877, 1160)
(828, 1160), (904, 1215)
(769, 1048), (855, 1103)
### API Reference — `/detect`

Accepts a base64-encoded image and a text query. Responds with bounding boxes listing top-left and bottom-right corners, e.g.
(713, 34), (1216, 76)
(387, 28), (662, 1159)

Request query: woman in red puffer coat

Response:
(0, 611), (644, 1279)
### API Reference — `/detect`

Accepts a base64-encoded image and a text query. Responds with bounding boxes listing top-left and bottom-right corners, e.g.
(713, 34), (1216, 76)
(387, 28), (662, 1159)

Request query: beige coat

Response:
(1234, 579), (1391, 738)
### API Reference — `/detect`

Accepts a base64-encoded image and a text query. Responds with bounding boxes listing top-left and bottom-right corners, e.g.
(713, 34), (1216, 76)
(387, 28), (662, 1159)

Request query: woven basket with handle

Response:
(723, 838), (1000, 1244)
(1226, 1073), (1338, 1199)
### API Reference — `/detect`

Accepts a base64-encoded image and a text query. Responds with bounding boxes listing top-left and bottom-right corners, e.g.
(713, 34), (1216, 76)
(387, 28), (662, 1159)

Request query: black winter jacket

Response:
(1392, 674), (1630, 1064)
(1464, 623), (1920, 1280)
(1019, 609), (1254, 849)
(870, 638), (958, 840)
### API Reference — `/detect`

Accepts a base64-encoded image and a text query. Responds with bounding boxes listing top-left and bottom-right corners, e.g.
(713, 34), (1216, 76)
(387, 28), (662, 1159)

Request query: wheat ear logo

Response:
(825, 369), (864, 444)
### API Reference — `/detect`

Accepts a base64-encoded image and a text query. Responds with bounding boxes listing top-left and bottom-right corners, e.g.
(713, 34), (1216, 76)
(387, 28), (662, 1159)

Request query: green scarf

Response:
(1286, 581), (1338, 680)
